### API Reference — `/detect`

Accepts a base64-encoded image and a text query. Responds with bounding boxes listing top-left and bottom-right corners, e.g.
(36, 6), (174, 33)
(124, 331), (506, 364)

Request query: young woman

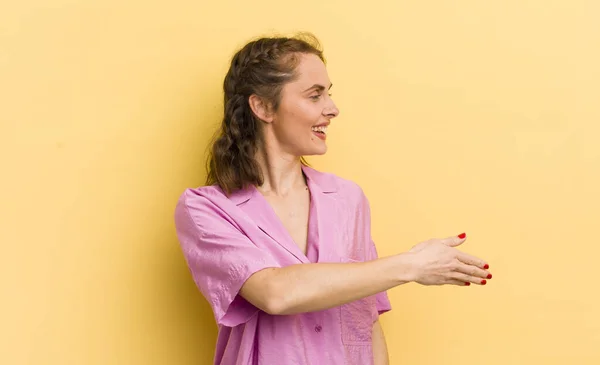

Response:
(174, 33), (491, 365)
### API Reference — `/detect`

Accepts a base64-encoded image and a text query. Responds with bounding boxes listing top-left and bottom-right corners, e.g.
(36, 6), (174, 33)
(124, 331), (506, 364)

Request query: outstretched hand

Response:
(408, 233), (491, 286)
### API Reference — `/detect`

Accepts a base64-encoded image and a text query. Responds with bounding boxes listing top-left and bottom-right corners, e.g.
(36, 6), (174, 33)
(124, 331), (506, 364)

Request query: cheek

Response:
(277, 102), (320, 135)
(293, 104), (321, 126)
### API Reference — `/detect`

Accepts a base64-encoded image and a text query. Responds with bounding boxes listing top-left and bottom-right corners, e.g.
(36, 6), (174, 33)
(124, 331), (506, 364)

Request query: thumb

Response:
(442, 233), (467, 247)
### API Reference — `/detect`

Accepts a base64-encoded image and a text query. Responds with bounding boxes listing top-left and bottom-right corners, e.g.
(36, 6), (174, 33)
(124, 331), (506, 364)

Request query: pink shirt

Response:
(174, 165), (392, 365)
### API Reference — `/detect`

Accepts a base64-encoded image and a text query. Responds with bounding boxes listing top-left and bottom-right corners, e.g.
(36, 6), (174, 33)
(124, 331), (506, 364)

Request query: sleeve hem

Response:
(216, 258), (282, 327)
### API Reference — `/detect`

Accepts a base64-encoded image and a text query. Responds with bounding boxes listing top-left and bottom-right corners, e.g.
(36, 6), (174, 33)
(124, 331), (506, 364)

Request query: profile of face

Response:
(251, 53), (340, 157)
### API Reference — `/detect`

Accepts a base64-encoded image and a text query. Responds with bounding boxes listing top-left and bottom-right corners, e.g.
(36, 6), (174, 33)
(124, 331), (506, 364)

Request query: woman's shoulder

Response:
(175, 182), (257, 213)
(173, 184), (249, 234)
(177, 184), (225, 203)
(174, 184), (235, 218)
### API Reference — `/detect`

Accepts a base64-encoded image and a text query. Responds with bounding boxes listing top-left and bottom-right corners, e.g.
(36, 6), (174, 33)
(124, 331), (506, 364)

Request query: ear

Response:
(248, 94), (274, 123)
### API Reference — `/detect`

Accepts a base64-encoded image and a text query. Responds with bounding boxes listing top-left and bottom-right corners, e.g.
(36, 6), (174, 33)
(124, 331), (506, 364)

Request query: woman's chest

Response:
(264, 190), (311, 255)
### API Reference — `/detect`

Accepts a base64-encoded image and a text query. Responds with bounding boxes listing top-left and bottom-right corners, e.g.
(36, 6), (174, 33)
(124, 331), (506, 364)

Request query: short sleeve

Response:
(174, 190), (281, 327)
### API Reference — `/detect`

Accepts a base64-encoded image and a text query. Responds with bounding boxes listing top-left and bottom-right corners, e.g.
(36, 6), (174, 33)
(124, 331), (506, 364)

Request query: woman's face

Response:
(265, 53), (340, 157)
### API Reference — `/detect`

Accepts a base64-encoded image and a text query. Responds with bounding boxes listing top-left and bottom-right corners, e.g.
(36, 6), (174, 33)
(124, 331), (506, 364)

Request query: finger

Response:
(450, 272), (488, 285)
(456, 251), (489, 270)
(440, 233), (467, 247)
(446, 279), (473, 287)
(455, 262), (492, 280)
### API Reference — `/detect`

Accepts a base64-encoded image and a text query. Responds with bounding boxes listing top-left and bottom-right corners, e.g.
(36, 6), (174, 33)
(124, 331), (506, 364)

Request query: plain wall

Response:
(2, 1), (599, 364)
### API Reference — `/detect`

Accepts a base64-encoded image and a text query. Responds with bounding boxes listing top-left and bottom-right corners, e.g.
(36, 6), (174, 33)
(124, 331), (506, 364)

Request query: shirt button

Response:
(314, 325), (322, 333)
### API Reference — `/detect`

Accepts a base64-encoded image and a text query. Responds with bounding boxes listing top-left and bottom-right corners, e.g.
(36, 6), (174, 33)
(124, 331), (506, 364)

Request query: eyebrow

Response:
(303, 83), (333, 93)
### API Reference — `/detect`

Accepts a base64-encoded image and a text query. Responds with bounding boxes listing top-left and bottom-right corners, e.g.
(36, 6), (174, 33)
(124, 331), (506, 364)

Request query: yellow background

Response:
(2, 1), (599, 364)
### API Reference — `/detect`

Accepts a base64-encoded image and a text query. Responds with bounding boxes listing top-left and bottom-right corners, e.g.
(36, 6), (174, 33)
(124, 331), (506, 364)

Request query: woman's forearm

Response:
(241, 253), (414, 315)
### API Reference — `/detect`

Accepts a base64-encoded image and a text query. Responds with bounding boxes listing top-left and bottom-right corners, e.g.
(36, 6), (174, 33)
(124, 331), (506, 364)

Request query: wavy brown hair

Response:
(205, 33), (325, 195)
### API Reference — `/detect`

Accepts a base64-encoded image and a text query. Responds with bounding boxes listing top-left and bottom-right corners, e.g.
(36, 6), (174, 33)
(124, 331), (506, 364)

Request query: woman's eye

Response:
(310, 93), (332, 101)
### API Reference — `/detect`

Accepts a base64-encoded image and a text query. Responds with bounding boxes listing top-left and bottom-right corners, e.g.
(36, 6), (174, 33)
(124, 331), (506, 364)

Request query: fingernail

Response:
(483, 264), (489, 270)
(465, 282), (470, 286)
(487, 274), (492, 279)
(481, 279), (487, 285)
(458, 233), (466, 239)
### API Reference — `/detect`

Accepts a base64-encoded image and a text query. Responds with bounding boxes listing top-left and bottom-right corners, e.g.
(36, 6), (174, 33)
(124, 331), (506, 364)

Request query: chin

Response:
(302, 146), (328, 156)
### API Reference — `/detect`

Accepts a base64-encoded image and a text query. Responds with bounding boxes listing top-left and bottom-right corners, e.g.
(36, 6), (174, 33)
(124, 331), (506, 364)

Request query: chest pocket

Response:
(339, 258), (376, 346)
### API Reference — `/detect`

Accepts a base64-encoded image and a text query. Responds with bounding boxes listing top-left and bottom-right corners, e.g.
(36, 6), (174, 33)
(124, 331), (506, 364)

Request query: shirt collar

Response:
(227, 164), (337, 205)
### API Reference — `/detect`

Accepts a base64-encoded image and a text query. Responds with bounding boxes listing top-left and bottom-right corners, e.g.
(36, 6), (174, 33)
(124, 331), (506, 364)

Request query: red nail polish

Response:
(481, 279), (487, 285)
(465, 282), (470, 286)
(458, 233), (466, 239)
(483, 264), (489, 270)
(487, 274), (492, 279)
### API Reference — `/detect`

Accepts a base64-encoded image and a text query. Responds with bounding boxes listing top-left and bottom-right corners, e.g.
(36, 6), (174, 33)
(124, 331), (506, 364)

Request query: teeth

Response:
(311, 125), (328, 134)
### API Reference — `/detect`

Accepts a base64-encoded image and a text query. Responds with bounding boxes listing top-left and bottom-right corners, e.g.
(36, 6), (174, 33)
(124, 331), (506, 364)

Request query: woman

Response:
(174, 33), (491, 365)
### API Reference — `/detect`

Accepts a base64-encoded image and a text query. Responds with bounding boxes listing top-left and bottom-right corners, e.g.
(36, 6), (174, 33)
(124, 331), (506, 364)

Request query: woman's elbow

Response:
(261, 282), (289, 315)
(240, 269), (289, 315)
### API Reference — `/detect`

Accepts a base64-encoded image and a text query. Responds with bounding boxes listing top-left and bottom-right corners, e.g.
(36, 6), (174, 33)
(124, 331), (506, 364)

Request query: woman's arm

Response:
(241, 254), (411, 315)
(372, 320), (389, 365)
(240, 234), (490, 315)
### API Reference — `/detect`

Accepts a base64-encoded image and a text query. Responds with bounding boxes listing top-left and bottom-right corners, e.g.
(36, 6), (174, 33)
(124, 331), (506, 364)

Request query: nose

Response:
(324, 97), (340, 119)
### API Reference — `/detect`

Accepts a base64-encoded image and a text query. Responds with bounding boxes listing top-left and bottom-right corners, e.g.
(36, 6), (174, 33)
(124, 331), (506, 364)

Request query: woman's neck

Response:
(255, 146), (306, 197)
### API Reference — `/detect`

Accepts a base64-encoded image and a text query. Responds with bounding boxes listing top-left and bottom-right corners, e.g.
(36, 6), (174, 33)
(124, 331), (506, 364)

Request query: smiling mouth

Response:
(311, 125), (327, 135)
